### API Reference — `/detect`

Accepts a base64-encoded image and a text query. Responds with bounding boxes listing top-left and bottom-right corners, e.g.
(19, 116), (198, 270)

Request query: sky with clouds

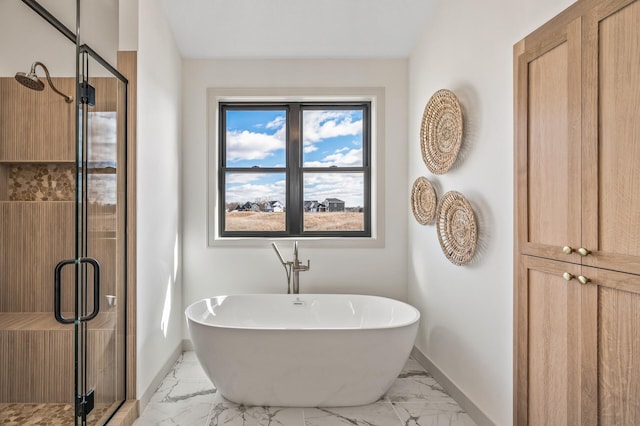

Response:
(224, 108), (365, 207)
(85, 112), (118, 204)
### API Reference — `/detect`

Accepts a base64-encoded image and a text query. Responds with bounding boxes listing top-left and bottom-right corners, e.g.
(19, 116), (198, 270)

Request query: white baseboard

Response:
(138, 342), (182, 413)
(411, 347), (495, 426)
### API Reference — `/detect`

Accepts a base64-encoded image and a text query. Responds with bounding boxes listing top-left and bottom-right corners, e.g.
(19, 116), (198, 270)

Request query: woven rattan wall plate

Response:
(436, 191), (477, 265)
(411, 177), (437, 225)
(420, 89), (463, 174)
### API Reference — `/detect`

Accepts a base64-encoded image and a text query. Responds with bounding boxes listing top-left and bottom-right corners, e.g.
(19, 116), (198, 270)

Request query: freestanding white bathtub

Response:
(185, 294), (420, 407)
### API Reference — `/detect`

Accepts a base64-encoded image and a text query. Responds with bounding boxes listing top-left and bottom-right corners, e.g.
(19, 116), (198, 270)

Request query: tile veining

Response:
(134, 352), (476, 426)
(304, 403), (402, 426)
(392, 402), (475, 426)
(208, 401), (304, 426)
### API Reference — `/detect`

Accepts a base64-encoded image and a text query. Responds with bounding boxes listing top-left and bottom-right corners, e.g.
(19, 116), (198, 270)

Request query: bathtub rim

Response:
(185, 293), (421, 331)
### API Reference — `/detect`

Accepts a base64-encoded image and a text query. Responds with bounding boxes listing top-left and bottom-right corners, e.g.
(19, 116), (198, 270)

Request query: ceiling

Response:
(158, 0), (436, 59)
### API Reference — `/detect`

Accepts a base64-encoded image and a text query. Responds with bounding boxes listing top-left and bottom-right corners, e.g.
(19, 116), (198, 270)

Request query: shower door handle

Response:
(54, 257), (101, 324)
(79, 257), (101, 322)
(54, 259), (76, 324)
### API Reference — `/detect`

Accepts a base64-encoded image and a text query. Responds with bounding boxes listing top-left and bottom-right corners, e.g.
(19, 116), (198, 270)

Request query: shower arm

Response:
(32, 61), (74, 103)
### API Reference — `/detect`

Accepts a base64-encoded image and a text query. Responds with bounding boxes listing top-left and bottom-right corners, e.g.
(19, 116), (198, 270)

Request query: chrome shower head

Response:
(14, 62), (73, 104)
(15, 71), (45, 91)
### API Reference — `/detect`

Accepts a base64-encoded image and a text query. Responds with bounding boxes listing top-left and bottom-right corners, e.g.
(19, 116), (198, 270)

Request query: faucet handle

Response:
(300, 259), (310, 271)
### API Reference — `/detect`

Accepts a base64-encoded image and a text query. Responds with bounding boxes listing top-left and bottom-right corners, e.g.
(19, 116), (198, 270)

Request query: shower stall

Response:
(0, 1), (129, 424)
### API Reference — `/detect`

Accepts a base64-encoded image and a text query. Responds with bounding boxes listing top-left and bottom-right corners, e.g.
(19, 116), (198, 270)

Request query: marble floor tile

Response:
(136, 352), (475, 426)
(384, 367), (455, 404)
(165, 351), (210, 381)
(303, 403), (402, 426)
(392, 402), (476, 426)
(135, 379), (217, 426)
(207, 394), (305, 426)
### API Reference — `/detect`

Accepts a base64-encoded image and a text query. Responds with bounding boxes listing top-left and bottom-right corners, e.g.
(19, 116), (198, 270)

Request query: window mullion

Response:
(288, 103), (302, 235)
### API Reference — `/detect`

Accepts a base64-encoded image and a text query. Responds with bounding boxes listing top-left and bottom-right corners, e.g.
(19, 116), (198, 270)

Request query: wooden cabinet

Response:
(516, 257), (589, 425)
(516, 257), (640, 425)
(516, 0), (640, 276)
(515, 0), (640, 424)
(581, 0), (640, 274)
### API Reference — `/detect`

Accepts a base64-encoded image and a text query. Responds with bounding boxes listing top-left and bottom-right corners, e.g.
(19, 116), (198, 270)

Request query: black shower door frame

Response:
(22, 1), (129, 424)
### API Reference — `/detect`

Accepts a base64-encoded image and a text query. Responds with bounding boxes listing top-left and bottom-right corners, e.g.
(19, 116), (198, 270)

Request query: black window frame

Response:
(218, 101), (372, 238)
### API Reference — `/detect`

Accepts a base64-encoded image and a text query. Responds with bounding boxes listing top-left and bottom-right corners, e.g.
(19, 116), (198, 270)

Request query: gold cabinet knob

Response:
(562, 272), (575, 281)
(577, 275), (591, 285)
(577, 247), (591, 257)
(562, 246), (574, 255)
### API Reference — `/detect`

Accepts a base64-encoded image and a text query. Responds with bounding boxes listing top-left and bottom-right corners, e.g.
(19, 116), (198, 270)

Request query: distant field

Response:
(225, 211), (364, 231)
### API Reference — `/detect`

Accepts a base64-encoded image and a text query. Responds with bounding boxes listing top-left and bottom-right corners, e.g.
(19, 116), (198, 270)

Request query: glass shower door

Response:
(12, 1), (127, 424)
(73, 50), (127, 425)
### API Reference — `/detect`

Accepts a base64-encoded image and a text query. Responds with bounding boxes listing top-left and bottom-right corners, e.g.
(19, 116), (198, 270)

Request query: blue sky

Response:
(225, 109), (365, 206)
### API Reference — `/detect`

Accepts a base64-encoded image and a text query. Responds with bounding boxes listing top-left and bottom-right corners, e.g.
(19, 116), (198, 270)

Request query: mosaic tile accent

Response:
(0, 403), (110, 425)
(8, 164), (75, 201)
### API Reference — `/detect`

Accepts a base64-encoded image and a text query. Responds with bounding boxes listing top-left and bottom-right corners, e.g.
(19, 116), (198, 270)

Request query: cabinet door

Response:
(578, 265), (640, 426)
(515, 17), (582, 263)
(515, 255), (590, 426)
(582, 0), (640, 275)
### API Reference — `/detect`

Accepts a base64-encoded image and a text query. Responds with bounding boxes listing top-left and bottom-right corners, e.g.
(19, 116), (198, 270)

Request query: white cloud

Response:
(225, 174), (262, 184)
(302, 110), (362, 151)
(226, 177), (286, 203)
(226, 122), (285, 162)
(266, 116), (285, 129)
(304, 148), (362, 167)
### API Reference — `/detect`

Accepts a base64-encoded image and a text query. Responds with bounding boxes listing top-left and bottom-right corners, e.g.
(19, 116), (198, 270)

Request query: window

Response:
(218, 101), (371, 238)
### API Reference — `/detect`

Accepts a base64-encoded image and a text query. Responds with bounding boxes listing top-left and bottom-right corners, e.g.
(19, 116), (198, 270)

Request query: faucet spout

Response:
(291, 241), (310, 295)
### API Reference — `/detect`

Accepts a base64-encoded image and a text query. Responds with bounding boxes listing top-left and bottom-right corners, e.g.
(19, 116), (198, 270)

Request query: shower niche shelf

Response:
(0, 162), (75, 202)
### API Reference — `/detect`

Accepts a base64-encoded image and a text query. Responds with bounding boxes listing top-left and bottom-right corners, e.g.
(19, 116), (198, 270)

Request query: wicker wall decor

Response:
(436, 191), (477, 265)
(411, 177), (437, 225)
(420, 89), (464, 174)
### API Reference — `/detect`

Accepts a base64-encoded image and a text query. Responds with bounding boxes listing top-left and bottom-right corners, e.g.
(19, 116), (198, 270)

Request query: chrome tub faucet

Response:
(272, 241), (310, 294)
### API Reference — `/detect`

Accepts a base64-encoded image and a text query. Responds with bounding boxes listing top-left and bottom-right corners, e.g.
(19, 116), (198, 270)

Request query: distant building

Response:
(324, 198), (345, 212)
(263, 200), (284, 212)
(303, 200), (327, 212)
(235, 202), (260, 212)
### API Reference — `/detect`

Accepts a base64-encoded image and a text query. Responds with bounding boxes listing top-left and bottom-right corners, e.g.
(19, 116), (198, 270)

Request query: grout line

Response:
(387, 401), (405, 426)
(203, 399), (213, 426)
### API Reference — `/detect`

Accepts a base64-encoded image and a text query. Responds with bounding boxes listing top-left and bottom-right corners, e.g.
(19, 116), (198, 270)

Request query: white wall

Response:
(136, 0), (183, 404)
(0, 1), (78, 76)
(0, 0), (119, 77)
(181, 59), (408, 334)
(407, 0), (575, 424)
(119, 0), (138, 51)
